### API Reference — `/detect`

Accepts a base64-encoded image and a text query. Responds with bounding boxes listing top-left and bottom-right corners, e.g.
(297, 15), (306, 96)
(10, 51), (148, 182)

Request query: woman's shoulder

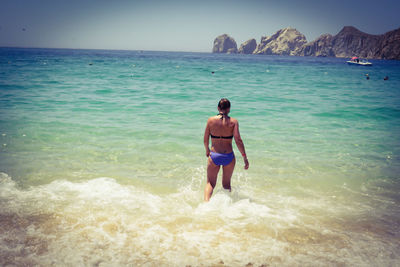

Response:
(207, 115), (238, 124)
(207, 115), (219, 122)
(229, 117), (238, 124)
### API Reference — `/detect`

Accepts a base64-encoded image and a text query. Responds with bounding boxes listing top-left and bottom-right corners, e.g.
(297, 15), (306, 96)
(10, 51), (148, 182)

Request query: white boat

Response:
(346, 57), (372, 66)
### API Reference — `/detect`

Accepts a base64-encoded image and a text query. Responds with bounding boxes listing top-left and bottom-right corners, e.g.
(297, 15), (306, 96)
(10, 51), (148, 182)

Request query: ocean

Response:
(0, 47), (399, 266)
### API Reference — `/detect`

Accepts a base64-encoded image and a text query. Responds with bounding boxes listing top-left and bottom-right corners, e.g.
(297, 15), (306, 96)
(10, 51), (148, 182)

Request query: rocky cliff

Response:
(212, 34), (237, 54)
(213, 26), (400, 60)
(254, 27), (307, 55)
(238, 39), (257, 54)
(298, 34), (334, 57)
(373, 27), (400, 60)
(330, 26), (381, 58)
(299, 26), (400, 59)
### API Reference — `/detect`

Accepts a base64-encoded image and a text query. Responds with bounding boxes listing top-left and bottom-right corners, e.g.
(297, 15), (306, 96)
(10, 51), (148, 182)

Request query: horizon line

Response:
(0, 45), (214, 54)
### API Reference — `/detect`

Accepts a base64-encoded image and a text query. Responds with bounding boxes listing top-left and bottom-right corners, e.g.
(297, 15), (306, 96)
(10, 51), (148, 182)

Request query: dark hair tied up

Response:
(218, 98), (231, 111)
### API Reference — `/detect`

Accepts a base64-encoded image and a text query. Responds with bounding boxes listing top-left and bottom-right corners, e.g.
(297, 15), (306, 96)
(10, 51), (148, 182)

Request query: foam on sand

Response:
(0, 172), (399, 266)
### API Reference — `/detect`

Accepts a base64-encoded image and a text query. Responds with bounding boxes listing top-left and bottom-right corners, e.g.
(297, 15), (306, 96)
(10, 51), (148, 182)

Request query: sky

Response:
(0, 0), (399, 52)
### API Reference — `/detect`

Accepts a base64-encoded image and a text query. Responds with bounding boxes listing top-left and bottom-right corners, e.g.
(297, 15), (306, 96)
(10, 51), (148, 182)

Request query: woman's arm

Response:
(233, 120), (249, 169)
(203, 119), (211, 157)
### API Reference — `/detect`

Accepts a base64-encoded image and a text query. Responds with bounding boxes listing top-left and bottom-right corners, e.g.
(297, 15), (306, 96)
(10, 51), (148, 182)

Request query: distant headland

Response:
(212, 26), (400, 60)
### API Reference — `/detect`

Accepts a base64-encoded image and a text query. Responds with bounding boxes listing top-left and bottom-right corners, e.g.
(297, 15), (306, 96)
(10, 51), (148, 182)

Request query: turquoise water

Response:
(1, 47), (399, 266)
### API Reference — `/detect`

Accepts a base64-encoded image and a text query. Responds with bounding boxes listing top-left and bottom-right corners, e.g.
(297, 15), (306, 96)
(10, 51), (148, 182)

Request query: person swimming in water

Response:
(203, 98), (249, 201)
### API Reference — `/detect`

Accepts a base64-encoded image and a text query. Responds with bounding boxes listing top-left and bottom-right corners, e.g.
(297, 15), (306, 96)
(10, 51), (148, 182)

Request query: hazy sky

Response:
(1, 0), (399, 52)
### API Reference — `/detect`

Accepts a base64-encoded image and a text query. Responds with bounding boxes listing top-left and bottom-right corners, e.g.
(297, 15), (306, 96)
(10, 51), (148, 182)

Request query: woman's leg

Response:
(204, 156), (220, 201)
(222, 157), (236, 191)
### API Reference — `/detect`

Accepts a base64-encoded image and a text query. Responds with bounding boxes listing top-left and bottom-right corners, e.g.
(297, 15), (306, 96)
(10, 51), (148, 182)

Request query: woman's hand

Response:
(243, 157), (249, 170)
(205, 147), (210, 157)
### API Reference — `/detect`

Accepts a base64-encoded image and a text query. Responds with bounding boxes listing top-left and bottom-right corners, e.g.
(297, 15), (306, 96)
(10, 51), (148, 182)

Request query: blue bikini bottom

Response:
(210, 152), (234, 166)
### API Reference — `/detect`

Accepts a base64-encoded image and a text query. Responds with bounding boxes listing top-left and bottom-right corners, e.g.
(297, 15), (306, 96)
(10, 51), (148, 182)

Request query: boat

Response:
(346, 57), (372, 66)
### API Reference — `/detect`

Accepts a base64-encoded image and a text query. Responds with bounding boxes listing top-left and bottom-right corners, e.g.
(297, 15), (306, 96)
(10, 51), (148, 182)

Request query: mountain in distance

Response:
(212, 26), (400, 60)
(253, 27), (307, 56)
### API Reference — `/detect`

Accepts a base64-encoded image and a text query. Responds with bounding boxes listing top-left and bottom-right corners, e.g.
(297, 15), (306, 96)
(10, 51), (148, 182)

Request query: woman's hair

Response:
(218, 98), (231, 111)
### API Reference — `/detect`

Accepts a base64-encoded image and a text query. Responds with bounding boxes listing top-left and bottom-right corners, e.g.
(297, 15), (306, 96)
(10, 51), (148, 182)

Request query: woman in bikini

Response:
(203, 98), (249, 201)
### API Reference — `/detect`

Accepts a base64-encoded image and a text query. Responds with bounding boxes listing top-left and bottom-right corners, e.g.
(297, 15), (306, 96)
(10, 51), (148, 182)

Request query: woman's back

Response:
(207, 115), (236, 154)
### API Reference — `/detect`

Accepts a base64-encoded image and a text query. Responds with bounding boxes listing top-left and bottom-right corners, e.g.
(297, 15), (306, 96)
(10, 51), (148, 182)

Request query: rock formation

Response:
(212, 34), (237, 53)
(238, 39), (257, 54)
(213, 26), (400, 60)
(299, 26), (400, 60)
(374, 27), (400, 60)
(330, 26), (381, 58)
(254, 27), (307, 55)
(298, 34), (334, 57)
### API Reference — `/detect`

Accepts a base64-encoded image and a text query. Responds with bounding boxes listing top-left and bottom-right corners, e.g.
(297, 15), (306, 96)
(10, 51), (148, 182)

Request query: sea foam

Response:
(1, 173), (399, 266)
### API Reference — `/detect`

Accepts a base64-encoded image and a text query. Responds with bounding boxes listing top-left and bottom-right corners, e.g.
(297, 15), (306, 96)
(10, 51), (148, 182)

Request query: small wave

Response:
(195, 190), (271, 220)
(0, 173), (398, 266)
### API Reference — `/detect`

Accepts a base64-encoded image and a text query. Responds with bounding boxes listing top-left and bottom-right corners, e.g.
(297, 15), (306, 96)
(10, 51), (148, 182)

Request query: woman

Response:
(203, 98), (249, 201)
